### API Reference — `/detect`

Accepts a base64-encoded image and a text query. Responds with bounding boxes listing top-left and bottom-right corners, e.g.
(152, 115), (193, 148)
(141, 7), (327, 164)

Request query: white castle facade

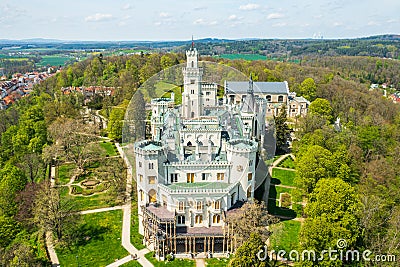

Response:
(133, 47), (283, 258)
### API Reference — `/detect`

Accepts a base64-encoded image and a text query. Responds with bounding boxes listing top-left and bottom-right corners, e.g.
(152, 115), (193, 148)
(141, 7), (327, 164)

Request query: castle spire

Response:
(191, 35), (194, 50)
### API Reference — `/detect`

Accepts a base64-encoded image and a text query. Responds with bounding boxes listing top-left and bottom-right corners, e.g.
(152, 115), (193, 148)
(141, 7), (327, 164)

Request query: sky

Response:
(1, 0), (399, 41)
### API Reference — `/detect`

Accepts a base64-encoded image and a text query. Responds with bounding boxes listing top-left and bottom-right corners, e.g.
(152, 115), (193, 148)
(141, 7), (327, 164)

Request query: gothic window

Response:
(195, 215), (203, 224)
(178, 201), (185, 212)
(191, 61), (194, 68)
(213, 214), (221, 224)
(247, 187), (252, 198)
(196, 201), (202, 211)
(217, 173), (224, 181)
(148, 189), (157, 203)
(187, 173), (194, 183)
(266, 95), (271, 101)
(149, 162), (154, 169)
(170, 173), (178, 183)
(177, 215), (185, 224)
(139, 162), (142, 168)
(213, 200), (221, 210)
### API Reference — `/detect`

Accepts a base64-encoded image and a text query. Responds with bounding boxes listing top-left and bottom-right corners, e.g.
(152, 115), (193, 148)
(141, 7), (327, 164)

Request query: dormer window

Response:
(278, 95), (284, 102)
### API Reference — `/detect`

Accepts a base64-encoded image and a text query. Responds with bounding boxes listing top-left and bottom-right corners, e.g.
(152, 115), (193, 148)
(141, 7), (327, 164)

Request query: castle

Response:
(133, 46), (300, 259)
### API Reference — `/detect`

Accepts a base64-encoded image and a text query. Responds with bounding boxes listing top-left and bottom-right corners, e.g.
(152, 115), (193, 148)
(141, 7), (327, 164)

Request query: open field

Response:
(37, 55), (71, 66)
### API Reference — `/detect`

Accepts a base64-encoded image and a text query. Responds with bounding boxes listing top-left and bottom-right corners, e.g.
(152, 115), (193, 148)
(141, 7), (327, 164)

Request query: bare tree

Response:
(47, 118), (100, 176)
(33, 181), (77, 241)
(226, 199), (278, 246)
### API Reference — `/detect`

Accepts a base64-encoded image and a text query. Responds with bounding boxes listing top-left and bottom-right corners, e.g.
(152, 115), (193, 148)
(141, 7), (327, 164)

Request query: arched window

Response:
(278, 95), (284, 102)
(139, 190), (144, 201)
(148, 189), (157, 203)
(213, 214), (221, 224)
(187, 141), (193, 146)
(266, 95), (271, 101)
(247, 187), (252, 198)
(191, 61), (194, 68)
(195, 215), (203, 224)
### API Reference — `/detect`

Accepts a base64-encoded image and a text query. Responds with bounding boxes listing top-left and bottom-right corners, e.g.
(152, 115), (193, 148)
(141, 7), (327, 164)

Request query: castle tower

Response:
(182, 43), (203, 119)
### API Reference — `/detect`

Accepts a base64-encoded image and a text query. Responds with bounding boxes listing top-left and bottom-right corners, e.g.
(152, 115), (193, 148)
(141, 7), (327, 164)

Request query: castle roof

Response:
(226, 81), (288, 95)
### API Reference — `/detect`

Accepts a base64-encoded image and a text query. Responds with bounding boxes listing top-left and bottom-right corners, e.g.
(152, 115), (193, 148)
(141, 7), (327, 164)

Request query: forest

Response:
(0, 48), (399, 265)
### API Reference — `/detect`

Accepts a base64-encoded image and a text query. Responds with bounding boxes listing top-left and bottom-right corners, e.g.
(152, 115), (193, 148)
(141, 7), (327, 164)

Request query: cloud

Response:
(267, 13), (284, 20)
(272, 22), (287, 27)
(333, 22), (343, 27)
(85, 13), (113, 22)
(239, 3), (260, 11)
(228, 15), (239, 21)
(122, 3), (132, 10)
(367, 21), (380, 26)
(193, 18), (217, 26)
(193, 6), (207, 11)
(159, 12), (171, 18)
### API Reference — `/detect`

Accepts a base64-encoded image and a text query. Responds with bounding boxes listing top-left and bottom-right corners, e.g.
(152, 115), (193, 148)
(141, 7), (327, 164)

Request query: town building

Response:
(134, 46), (270, 259)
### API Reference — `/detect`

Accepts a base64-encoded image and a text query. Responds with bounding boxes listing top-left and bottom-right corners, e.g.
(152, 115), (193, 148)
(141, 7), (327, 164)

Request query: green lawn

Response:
(120, 261), (142, 266)
(100, 141), (118, 156)
(56, 210), (129, 266)
(60, 186), (120, 212)
(276, 186), (292, 196)
(57, 163), (76, 185)
(271, 168), (296, 186)
(205, 257), (230, 266)
(131, 205), (145, 249)
(270, 220), (301, 252)
(277, 156), (296, 169)
(145, 252), (195, 267)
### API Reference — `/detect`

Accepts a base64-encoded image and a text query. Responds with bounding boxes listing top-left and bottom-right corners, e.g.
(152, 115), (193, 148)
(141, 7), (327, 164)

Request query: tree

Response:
(299, 77), (317, 101)
(128, 90), (146, 142)
(0, 163), (27, 217)
(0, 215), (21, 248)
(107, 102), (128, 142)
(48, 118), (100, 175)
(33, 181), (77, 241)
(300, 178), (360, 266)
(309, 98), (333, 123)
(228, 233), (267, 267)
(225, 200), (278, 246)
(295, 145), (335, 194)
(274, 105), (290, 154)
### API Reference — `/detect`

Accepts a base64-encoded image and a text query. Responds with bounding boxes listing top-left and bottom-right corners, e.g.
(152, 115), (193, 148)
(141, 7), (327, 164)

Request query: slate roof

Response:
(225, 81), (288, 94)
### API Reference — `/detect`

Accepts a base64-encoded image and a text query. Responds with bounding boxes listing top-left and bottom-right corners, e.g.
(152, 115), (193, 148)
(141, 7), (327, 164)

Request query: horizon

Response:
(1, 34), (399, 43)
(2, 0), (399, 41)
